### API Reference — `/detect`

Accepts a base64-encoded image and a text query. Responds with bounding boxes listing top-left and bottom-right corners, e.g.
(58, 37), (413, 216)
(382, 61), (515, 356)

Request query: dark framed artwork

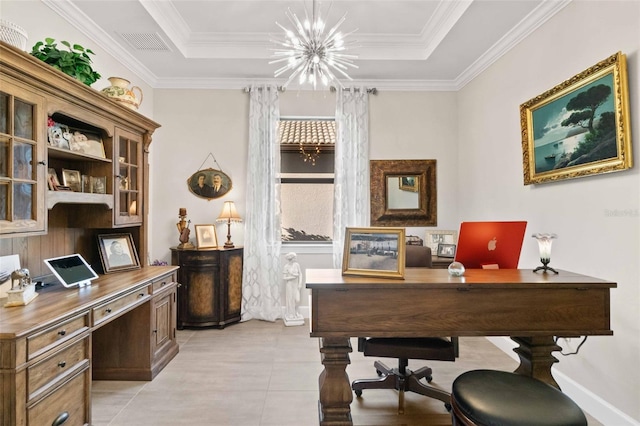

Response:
(97, 233), (141, 273)
(187, 168), (233, 200)
(342, 227), (405, 279)
(520, 51), (632, 185)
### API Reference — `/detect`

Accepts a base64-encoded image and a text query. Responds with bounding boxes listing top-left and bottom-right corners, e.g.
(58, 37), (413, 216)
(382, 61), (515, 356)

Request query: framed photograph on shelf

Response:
(342, 227), (405, 279)
(195, 224), (218, 248)
(47, 121), (71, 150)
(62, 169), (81, 192)
(520, 51), (632, 185)
(425, 230), (458, 255)
(437, 243), (456, 258)
(67, 127), (106, 158)
(90, 176), (107, 194)
(47, 168), (60, 190)
(97, 233), (140, 273)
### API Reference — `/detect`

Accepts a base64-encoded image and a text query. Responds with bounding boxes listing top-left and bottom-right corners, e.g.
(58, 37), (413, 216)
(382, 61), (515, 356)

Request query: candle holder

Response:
(532, 233), (558, 274)
(176, 209), (195, 249)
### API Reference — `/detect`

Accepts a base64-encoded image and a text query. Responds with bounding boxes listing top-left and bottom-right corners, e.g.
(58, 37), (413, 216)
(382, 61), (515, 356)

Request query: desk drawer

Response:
(93, 287), (150, 326)
(28, 366), (89, 426)
(28, 336), (89, 400)
(27, 313), (90, 360)
(152, 273), (176, 294)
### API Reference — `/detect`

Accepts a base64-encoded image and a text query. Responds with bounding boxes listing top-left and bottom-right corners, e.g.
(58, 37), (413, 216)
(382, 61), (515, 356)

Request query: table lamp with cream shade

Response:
(216, 201), (242, 248)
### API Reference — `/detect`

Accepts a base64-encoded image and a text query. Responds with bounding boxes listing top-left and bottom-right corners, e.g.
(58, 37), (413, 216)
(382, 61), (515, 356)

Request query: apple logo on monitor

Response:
(487, 237), (497, 251)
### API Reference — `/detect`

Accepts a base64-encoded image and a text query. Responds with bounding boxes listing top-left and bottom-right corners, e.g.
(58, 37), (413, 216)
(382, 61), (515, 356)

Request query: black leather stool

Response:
(451, 370), (587, 426)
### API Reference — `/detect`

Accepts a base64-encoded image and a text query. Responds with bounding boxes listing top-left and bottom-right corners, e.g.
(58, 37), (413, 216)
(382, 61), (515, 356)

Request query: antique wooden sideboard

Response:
(171, 247), (243, 329)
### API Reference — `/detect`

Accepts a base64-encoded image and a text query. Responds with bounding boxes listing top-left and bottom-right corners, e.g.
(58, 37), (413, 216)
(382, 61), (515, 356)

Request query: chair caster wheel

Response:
(355, 389), (363, 397)
(445, 403), (452, 412)
(376, 369), (383, 376)
(426, 375), (433, 383)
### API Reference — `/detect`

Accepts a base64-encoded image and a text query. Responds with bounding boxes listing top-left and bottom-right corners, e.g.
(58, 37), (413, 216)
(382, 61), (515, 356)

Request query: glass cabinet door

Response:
(0, 85), (46, 236)
(114, 127), (143, 225)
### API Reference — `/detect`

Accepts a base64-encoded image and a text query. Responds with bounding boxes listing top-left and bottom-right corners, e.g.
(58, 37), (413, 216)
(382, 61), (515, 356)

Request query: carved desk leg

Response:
(512, 336), (562, 389)
(318, 337), (353, 426)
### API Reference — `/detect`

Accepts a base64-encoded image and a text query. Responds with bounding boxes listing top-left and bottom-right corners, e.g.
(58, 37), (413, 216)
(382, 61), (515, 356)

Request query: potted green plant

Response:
(30, 38), (101, 86)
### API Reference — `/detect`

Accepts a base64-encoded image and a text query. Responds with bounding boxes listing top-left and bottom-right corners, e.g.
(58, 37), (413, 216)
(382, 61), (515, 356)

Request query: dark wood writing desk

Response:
(306, 268), (615, 426)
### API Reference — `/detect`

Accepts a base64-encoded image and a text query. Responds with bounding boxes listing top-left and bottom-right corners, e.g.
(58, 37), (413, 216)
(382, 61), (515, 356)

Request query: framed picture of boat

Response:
(520, 52), (632, 185)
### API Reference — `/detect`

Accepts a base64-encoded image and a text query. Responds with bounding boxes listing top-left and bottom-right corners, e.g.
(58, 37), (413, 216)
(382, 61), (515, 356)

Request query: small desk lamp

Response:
(216, 201), (242, 248)
(532, 233), (558, 274)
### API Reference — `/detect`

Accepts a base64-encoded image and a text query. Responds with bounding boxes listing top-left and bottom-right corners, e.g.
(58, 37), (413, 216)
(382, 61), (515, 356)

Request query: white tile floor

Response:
(92, 320), (601, 425)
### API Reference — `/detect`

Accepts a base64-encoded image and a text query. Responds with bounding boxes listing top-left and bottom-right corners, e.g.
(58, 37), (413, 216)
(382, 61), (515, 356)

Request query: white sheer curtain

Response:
(333, 88), (371, 268)
(242, 85), (282, 322)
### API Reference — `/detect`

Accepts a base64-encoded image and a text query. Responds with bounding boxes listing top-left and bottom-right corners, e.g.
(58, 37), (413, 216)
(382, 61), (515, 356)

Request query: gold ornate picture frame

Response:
(520, 51), (632, 185)
(342, 227), (405, 279)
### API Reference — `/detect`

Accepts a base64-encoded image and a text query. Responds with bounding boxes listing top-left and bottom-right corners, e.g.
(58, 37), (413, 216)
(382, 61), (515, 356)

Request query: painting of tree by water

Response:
(521, 52), (632, 185)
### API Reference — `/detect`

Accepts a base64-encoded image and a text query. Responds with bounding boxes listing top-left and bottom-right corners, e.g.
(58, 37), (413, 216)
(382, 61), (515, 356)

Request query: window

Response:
(280, 118), (335, 243)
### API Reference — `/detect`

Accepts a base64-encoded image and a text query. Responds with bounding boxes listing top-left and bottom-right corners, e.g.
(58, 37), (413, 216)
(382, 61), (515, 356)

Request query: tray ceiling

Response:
(43, 0), (570, 90)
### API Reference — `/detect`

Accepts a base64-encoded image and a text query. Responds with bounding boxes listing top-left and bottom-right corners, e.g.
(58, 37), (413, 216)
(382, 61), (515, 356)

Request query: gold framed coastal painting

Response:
(342, 227), (405, 279)
(520, 51), (632, 185)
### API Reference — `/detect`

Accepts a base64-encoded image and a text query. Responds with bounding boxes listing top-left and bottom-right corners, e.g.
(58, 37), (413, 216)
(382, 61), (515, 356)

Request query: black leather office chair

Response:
(351, 245), (458, 413)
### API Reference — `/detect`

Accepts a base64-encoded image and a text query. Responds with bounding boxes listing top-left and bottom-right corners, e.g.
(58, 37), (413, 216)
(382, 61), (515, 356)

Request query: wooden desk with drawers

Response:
(306, 268), (616, 426)
(0, 266), (179, 426)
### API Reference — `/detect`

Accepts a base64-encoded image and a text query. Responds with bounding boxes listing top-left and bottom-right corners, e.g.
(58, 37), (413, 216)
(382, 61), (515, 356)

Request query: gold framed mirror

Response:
(370, 159), (437, 227)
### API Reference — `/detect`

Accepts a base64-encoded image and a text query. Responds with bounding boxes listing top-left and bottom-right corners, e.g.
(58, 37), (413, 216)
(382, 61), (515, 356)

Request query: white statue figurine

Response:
(283, 252), (304, 326)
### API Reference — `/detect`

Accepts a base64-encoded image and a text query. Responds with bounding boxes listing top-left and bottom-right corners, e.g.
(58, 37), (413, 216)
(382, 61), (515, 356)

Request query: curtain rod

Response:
(243, 85), (286, 93)
(242, 86), (377, 94)
(329, 86), (378, 95)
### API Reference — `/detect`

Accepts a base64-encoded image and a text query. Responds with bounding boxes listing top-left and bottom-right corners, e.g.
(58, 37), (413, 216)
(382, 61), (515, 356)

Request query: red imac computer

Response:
(454, 221), (528, 269)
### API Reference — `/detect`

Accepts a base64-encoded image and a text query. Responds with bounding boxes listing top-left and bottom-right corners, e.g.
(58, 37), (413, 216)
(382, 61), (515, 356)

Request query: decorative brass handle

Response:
(52, 411), (69, 425)
(58, 361), (66, 368)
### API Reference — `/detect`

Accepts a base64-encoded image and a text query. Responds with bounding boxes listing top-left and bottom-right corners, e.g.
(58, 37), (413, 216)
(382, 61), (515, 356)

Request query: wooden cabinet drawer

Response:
(152, 273), (176, 294)
(28, 336), (89, 400)
(27, 313), (90, 360)
(93, 287), (150, 326)
(28, 367), (89, 426)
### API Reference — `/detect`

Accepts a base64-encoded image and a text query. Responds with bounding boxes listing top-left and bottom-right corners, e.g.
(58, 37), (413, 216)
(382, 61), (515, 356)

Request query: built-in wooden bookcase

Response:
(0, 40), (159, 276)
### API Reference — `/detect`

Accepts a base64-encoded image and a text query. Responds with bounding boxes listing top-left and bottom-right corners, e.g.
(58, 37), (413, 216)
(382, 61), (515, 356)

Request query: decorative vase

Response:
(100, 77), (143, 110)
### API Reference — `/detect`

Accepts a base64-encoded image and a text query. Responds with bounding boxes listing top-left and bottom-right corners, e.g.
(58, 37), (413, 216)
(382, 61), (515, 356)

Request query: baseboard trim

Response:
(486, 336), (639, 426)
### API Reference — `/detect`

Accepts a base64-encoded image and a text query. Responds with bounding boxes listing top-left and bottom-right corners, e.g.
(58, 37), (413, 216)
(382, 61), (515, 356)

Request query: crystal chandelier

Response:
(270, 1), (358, 89)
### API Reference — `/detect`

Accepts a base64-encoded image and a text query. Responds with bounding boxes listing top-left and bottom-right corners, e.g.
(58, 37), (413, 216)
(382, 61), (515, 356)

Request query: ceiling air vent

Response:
(119, 32), (171, 51)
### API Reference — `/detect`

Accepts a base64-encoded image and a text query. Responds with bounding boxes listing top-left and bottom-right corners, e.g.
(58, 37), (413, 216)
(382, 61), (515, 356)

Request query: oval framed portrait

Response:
(187, 168), (232, 200)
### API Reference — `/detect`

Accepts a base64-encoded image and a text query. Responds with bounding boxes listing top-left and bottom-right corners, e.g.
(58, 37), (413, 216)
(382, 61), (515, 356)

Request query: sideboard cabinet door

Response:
(171, 247), (243, 328)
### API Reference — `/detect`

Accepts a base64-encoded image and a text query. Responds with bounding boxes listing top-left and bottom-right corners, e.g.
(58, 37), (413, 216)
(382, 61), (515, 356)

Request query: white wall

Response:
(457, 1), (639, 421)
